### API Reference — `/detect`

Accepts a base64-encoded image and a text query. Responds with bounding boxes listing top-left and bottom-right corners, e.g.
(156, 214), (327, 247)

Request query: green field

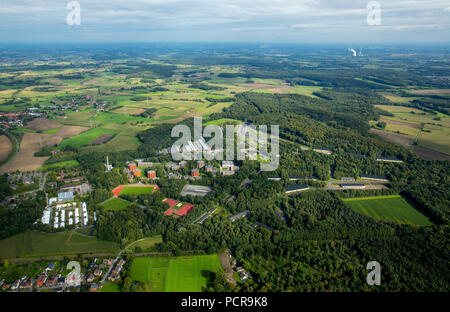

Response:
(129, 254), (222, 292)
(120, 186), (156, 195)
(100, 282), (122, 292)
(343, 195), (433, 226)
(0, 230), (120, 259)
(40, 160), (79, 171)
(101, 197), (131, 211)
(59, 127), (118, 148)
(126, 235), (163, 253)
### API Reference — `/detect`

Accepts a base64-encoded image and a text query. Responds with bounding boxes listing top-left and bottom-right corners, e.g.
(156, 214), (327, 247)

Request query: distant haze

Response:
(0, 0), (449, 43)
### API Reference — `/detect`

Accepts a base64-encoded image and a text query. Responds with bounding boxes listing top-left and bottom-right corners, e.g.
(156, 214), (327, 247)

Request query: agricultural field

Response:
(101, 197), (131, 211)
(0, 135), (12, 163)
(0, 133), (50, 173)
(372, 105), (450, 159)
(129, 254), (222, 292)
(0, 230), (120, 259)
(343, 195), (433, 226)
(59, 127), (118, 148)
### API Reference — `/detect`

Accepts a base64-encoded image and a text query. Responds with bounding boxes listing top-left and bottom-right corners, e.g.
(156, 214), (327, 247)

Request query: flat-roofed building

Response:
(229, 210), (250, 222)
(360, 175), (389, 182)
(285, 185), (310, 194)
(376, 157), (403, 163)
(147, 170), (156, 179)
(340, 183), (366, 189)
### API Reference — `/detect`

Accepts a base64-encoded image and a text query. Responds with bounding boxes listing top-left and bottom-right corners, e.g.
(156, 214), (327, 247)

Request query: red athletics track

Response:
(112, 184), (160, 197)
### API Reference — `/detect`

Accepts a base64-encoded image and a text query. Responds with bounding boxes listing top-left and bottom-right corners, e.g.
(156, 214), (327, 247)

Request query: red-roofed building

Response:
(175, 204), (195, 216)
(147, 170), (156, 179)
(128, 163), (137, 171)
(191, 169), (199, 177)
(133, 169), (141, 177)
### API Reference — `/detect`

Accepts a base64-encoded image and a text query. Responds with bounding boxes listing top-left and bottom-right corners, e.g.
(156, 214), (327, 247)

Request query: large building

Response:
(229, 210), (250, 222)
(60, 182), (91, 195)
(128, 163), (137, 171)
(147, 170), (156, 179)
(360, 175), (389, 182)
(340, 184), (366, 189)
(57, 191), (74, 202)
(285, 185), (310, 195)
(376, 157), (403, 163)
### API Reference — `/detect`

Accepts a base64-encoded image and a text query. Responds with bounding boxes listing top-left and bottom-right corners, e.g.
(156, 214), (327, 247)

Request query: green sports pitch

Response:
(129, 254), (222, 292)
(101, 198), (131, 211)
(343, 195), (433, 226)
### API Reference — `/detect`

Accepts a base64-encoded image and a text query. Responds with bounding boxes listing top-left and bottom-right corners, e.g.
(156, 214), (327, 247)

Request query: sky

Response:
(0, 0), (449, 43)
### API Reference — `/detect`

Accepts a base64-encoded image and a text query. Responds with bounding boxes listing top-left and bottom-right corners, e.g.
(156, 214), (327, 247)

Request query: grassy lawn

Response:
(127, 235), (163, 252)
(100, 282), (122, 292)
(343, 195), (433, 226)
(0, 230), (120, 259)
(120, 186), (156, 196)
(129, 254), (222, 292)
(101, 197), (131, 211)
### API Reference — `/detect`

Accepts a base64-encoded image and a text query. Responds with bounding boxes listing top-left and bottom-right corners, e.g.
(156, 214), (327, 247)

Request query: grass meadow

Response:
(343, 195), (433, 226)
(0, 230), (120, 259)
(129, 254), (222, 292)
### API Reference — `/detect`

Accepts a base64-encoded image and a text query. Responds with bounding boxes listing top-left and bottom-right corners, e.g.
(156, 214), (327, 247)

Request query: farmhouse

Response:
(360, 175), (389, 182)
(340, 184), (366, 189)
(229, 210), (250, 222)
(285, 185), (310, 195)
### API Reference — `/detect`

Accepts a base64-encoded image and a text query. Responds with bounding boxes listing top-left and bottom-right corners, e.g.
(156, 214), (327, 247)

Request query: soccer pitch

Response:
(129, 254), (222, 292)
(343, 195), (433, 226)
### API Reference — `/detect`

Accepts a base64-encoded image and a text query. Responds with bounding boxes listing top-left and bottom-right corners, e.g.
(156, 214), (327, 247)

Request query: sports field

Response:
(0, 230), (120, 259)
(112, 184), (160, 197)
(129, 254), (222, 292)
(343, 195), (433, 226)
(101, 197), (131, 211)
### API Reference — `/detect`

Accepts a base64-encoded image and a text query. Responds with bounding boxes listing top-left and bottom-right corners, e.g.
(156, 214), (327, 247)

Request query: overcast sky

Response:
(0, 0), (449, 43)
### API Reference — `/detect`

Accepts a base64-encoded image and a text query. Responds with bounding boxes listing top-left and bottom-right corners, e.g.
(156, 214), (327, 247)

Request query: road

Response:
(99, 238), (145, 285)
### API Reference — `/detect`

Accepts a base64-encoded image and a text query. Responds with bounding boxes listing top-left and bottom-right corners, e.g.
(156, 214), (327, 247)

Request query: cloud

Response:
(0, 0), (448, 42)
